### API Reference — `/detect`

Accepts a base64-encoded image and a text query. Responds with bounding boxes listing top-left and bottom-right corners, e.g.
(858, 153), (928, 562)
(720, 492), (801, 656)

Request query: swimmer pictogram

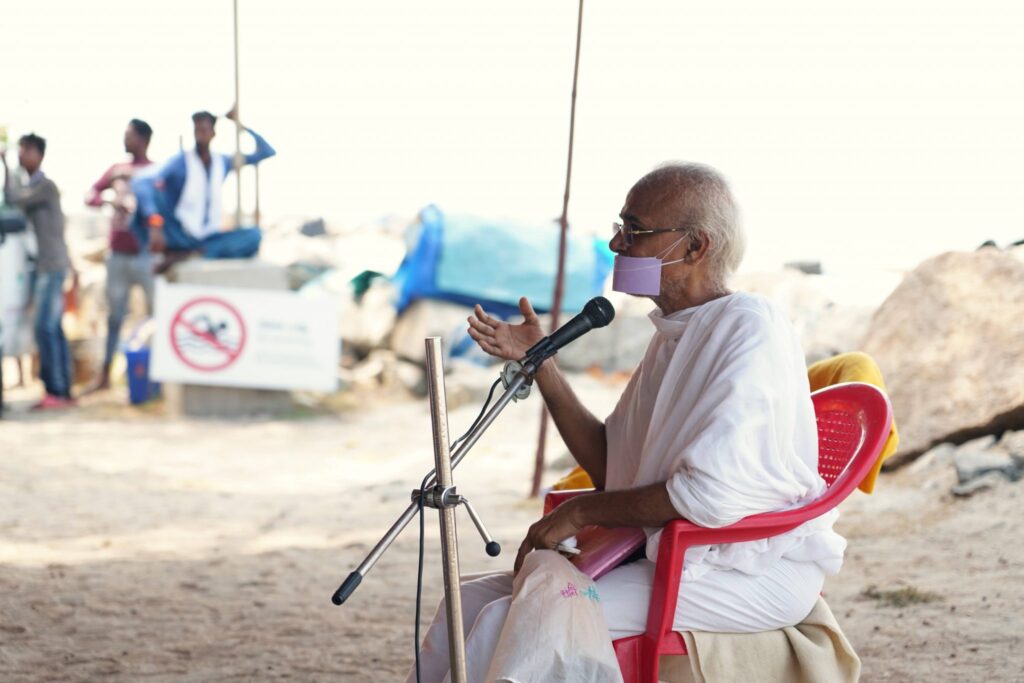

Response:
(169, 297), (247, 372)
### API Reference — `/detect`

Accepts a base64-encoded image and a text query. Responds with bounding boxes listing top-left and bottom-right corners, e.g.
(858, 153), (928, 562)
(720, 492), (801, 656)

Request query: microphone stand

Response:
(331, 338), (542, 683)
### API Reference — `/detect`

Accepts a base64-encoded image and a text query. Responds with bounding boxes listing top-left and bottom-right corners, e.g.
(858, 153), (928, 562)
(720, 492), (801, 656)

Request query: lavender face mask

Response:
(611, 236), (689, 296)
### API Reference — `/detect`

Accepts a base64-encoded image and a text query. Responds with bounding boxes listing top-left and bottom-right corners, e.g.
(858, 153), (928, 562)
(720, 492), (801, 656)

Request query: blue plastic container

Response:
(125, 347), (159, 405)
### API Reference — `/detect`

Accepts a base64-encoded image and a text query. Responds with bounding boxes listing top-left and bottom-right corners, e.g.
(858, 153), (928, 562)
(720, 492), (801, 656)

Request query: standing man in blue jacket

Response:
(132, 108), (275, 266)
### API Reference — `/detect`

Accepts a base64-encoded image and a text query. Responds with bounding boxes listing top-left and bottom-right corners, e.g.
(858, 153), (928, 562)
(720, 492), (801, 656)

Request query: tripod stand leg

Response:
(425, 337), (468, 683)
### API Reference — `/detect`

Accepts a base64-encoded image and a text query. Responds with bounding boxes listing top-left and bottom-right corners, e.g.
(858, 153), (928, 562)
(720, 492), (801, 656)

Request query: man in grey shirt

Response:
(1, 133), (74, 409)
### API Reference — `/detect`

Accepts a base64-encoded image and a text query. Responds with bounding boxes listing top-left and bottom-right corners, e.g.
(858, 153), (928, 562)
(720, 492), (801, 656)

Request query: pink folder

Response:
(570, 525), (648, 580)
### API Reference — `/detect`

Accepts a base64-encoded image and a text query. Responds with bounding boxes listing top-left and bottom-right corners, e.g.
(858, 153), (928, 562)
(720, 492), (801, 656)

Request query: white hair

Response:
(635, 162), (745, 290)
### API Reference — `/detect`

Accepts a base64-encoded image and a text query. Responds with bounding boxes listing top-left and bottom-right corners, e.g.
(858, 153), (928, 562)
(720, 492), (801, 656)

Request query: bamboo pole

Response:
(232, 0), (243, 228)
(531, 0), (585, 498)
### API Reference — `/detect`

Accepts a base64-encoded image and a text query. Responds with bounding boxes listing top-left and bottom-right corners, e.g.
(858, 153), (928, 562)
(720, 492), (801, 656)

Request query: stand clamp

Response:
(500, 360), (535, 401)
(413, 485), (461, 509)
(412, 487), (501, 558)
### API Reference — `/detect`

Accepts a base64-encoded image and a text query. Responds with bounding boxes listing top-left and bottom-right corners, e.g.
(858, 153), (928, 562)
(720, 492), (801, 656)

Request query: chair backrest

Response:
(812, 382), (893, 494)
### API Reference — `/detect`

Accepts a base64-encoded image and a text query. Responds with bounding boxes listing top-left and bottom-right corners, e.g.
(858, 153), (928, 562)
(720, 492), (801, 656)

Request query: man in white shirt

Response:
(408, 163), (844, 683)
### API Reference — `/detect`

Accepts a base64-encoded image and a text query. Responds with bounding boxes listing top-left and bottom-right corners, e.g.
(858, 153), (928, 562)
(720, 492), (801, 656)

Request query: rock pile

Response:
(861, 249), (1024, 467)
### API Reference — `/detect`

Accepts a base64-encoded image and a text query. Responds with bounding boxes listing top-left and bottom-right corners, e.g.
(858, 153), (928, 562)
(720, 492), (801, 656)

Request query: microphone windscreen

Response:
(583, 297), (615, 328)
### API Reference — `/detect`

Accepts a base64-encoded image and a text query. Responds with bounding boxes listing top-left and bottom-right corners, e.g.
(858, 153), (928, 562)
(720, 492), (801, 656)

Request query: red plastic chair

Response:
(544, 381), (893, 683)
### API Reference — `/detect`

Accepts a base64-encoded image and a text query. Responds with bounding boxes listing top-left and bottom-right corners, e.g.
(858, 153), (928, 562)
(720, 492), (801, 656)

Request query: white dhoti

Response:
(406, 554), (825, 683)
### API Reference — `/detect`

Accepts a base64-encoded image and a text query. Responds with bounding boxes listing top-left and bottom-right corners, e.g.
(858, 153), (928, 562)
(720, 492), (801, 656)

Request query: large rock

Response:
(298, 270), (398, 353)
(861, 250), (1024, 466)
(734, 270), (882, 365)
(389, 299), (477, 365)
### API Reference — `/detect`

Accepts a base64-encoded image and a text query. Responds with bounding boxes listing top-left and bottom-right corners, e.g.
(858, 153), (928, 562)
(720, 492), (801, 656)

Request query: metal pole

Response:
(232, 0), (243, 228)
(254, 164), (261, 227)
(424, 337), (467, 683)
(532, 0), (585, 497)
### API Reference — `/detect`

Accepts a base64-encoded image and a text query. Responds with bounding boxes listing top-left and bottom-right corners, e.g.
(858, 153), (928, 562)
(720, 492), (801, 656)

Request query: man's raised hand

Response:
(467, 296), (545, 361)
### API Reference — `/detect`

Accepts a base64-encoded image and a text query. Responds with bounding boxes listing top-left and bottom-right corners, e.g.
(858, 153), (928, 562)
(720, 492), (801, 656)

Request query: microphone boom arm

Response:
(331, 362), (537, 606)
(331, 296), (613, 603)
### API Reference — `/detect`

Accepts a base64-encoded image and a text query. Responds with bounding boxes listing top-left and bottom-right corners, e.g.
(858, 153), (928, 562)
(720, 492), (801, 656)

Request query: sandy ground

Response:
(1, 372), (1022, 682)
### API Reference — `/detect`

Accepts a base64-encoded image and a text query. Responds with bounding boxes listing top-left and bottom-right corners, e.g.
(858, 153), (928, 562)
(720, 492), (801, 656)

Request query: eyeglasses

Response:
(612, 221), (692, 247)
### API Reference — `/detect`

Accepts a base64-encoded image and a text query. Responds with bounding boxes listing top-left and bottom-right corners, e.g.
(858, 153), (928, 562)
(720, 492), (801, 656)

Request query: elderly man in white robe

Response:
(406, 163), (846, 683)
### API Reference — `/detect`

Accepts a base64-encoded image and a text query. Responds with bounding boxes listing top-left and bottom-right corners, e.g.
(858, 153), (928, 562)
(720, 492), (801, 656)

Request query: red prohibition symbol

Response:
(169, 297), (247, 372)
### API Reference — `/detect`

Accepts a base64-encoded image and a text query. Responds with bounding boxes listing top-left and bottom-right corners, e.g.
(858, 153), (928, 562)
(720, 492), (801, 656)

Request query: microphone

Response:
(523, 296), (615, 367)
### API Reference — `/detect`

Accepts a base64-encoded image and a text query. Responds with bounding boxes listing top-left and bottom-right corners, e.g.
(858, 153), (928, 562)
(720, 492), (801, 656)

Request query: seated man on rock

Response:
(407, 163), (846, 682)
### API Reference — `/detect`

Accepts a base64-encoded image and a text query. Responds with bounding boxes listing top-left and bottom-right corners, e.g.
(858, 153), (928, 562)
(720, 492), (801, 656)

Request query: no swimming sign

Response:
(151, 280), (339, 393)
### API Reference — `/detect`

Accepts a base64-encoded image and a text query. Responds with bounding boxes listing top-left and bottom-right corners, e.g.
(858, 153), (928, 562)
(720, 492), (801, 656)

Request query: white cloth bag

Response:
(485, 550), (623, 683)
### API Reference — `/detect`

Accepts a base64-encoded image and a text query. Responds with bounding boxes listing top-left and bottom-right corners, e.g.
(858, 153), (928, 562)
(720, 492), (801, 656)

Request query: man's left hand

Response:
(225, 105), (245, 131)
(514, 499), (584, 574)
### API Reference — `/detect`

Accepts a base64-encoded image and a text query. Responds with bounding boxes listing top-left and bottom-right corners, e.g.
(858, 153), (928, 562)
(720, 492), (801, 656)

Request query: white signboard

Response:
(151, 280), (339, 392)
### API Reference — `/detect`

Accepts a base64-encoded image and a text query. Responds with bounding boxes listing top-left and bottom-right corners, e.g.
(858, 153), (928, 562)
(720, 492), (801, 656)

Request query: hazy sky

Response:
(3, 0), (1022, 273)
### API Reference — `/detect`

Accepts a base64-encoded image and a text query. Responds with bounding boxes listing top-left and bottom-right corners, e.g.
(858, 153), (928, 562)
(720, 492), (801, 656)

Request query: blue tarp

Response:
(393, 205), (614, 318)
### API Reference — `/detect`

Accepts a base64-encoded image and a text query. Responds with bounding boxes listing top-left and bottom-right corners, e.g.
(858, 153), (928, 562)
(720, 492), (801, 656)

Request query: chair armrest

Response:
(543, 488), (597, 515)
(663, 513), (808, 548)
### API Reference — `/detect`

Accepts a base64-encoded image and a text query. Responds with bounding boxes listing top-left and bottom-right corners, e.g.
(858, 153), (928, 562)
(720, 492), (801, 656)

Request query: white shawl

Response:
(605, 292), (846, 582)
(175, 149), (226, 240)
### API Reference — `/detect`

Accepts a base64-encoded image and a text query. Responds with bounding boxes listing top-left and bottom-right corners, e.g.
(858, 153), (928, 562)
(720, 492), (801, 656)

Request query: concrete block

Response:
(165, 258), (295, 417)
(163, 382), (294, 418)
(169, 258), (290, 291)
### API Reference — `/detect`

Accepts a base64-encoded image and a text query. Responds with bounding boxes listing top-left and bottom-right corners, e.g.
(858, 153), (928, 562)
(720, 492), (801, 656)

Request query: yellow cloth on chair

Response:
(552, 466), (594, 492)
(806, 351), (899, 493)
(552, 351), (898, 495)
